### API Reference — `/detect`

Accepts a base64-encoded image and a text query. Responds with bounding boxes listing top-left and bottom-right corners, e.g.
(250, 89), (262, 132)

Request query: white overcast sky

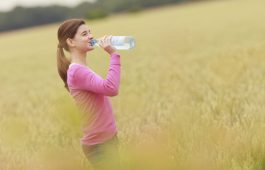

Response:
(0, 0), (95, 12)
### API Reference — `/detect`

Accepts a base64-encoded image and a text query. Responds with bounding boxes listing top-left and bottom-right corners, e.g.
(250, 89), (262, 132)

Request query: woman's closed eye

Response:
(82, 32), (88, 36)
(82, 31), (92, 37)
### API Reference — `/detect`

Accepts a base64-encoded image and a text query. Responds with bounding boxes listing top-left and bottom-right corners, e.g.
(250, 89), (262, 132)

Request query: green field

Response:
(0, 0), (265, 169)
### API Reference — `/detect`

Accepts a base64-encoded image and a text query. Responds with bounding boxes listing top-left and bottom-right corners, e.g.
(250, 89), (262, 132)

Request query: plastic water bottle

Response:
(91, 36), (135, 50)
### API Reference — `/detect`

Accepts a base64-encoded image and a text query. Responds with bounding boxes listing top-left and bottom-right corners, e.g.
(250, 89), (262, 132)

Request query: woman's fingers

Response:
(97, 35), (106, 47)
(98, 35), (105, 46)
(106, 35), (112, 45)
(99, 35), (112, 47)
(98, 35), (116, 54)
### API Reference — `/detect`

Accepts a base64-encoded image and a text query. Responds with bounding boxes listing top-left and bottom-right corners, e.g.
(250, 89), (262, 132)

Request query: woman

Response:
(57, 19), (121, 170)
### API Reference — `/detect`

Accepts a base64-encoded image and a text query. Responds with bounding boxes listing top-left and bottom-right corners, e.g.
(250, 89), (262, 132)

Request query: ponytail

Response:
(57, 45), (71, 92)
(57, 19), (85, 92)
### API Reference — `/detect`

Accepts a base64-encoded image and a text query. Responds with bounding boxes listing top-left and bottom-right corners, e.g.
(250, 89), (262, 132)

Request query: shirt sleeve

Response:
(71, 53), (121, 96)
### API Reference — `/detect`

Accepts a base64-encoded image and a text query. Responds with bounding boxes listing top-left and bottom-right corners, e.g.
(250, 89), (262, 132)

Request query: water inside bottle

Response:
(112, 36), (135, 50)
(90, 36), (135, 50)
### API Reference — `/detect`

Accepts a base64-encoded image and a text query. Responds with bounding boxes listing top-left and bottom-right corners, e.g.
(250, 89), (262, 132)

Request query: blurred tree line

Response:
(0, 0), (205, 32)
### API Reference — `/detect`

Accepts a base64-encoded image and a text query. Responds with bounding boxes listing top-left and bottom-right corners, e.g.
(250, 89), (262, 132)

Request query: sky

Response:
(0, 0), (95, 12)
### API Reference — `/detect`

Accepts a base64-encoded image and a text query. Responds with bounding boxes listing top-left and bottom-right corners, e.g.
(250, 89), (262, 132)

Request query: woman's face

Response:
(71, 24), (94, 52)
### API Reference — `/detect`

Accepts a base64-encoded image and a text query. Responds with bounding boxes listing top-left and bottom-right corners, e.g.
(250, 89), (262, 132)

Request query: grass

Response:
(0, 0), (265, 169)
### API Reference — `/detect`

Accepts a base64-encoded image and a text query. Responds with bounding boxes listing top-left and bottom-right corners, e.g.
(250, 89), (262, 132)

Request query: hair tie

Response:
(57, 44), (63, 49)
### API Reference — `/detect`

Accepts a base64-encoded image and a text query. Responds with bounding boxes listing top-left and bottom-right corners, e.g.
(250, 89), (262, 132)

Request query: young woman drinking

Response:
(57, 19), (121, 170)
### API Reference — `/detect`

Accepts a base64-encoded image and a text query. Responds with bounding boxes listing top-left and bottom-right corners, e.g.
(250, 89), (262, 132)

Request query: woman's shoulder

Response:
(67, 63), (84, 79)
(68, 63), (88, 73)
(67, 63), (96, 79)
(69, 63), (86, 69)
(67, 64), (85, 88)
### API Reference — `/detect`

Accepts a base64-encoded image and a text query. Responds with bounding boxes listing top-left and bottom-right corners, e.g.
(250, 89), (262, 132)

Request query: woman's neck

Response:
(71, 50), (87, 66)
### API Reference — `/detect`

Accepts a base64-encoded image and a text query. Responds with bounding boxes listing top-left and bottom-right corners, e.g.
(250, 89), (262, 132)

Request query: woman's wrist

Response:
(110, 52), (120, 57)
(104, 46), (116, 55)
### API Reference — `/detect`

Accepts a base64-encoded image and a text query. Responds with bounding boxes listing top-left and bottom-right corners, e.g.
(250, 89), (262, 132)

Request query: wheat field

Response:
(0, 0), (265, 169)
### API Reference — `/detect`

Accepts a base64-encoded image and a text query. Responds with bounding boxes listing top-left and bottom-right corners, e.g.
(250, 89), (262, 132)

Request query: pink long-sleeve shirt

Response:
(67, 53), (121, 146)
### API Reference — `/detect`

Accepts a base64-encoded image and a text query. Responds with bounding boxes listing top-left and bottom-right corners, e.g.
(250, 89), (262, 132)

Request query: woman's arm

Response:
(71, 53), (121, 96)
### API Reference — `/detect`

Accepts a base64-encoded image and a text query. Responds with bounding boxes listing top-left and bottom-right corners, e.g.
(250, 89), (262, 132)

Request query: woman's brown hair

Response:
(57, 19), (85, 91)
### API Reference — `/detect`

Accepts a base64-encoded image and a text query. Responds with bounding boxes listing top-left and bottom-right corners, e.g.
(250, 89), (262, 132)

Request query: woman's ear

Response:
(66, 38), (75, 48)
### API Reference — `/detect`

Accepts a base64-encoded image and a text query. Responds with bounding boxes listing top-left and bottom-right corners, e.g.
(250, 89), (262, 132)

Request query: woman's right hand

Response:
(97, 35), (117, 55)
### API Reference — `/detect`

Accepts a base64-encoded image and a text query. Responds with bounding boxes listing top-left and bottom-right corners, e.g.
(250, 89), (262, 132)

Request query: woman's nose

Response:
(88, 33), (93, 39)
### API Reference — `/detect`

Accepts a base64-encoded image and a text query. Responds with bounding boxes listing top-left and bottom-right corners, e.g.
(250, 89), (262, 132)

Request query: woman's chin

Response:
(86, 46), (94, 51)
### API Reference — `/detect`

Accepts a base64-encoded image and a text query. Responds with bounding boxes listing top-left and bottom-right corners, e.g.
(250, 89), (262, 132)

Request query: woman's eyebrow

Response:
(81, 30), (91, 34)
(81, 30), (88, 34)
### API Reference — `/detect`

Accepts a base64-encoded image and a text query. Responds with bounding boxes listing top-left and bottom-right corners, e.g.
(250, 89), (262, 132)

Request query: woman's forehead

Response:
(77, 24), (90, 33)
